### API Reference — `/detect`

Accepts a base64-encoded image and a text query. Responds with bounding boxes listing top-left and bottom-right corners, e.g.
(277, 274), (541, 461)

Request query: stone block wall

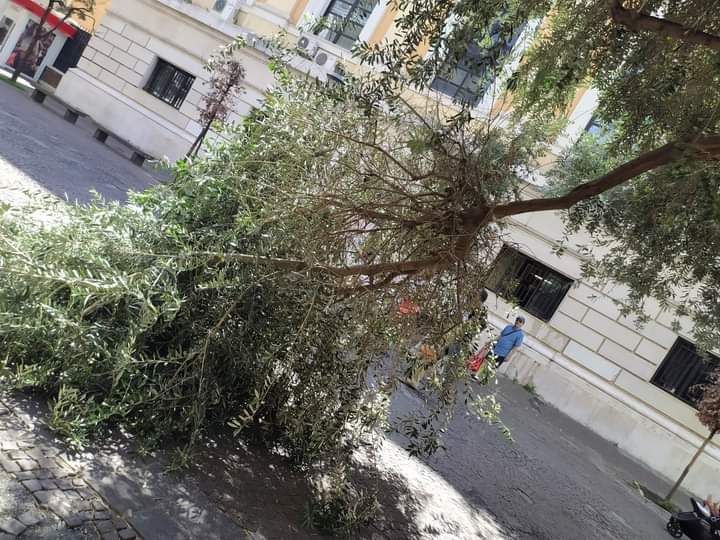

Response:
(74, 13), (206, 139)
(485, 211), (720, 497)
(61, 0), (277, 160)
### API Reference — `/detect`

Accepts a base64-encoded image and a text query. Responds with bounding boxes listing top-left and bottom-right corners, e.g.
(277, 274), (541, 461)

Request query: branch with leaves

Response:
(609, 0), (720, 50)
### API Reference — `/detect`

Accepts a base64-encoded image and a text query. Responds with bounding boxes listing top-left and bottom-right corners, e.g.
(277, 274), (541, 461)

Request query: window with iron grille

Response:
(144, 59), (195, 109)
(651, 338), (719, 407)
(486, 246), (573, 321)
(316, 0), (376, 49)
(431, 22), (525, 106)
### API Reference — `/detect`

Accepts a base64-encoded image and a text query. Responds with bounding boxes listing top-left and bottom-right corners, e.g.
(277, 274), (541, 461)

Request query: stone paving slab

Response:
(0, 398), (139, 540)
(79, 453), (248, 540)
(0, 82), (161, 206)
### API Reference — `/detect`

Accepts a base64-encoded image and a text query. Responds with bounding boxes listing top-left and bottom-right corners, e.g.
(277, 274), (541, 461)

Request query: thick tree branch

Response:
(136, 136), (720, 281)
(609, 0), (720, 50)
(133, 250), (445, 279)
(214, 253), (445, 277)
(493, 135), (720, 219)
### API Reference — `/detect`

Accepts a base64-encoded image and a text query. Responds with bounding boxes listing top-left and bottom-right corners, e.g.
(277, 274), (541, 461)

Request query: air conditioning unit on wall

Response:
(297, 35), (319, 57)
(313, 48), (347, 83)
(313, 50), (336, 71)
(296, 36), (346, 83)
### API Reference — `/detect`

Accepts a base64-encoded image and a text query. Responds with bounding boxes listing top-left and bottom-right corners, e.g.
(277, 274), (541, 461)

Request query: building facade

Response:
(0, 0), (109, 89)
(51, 0), (720, 497)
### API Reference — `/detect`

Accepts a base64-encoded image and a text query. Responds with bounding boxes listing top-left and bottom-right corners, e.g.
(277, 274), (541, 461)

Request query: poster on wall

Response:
(5, 20), (55, 78)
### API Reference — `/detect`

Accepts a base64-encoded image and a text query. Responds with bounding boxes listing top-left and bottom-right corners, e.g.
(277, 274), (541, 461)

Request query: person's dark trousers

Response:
(495, 356), (507, 367)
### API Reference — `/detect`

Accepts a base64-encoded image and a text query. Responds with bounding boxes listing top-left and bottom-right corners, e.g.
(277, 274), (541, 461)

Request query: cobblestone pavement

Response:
(0, 392), (250, 540)
(0, 81), (160, 205)
(0, 399), (138, 540)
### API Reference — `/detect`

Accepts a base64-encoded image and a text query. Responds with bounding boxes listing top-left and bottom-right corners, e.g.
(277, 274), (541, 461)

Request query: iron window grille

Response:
(144, 59), (195, 109)
(431, 22), (525, 106)
(651, 338), (719, 408)
(486, 246), (573, 321)
(316, 0), (376, 50)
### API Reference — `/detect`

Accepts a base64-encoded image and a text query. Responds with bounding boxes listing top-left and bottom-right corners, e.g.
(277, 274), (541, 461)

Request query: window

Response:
(144, 59), (195, 109)
(585, 116), (603, 136)
(316, 0), (376, 49)
(486, 246), (573, 321)
(54, 29), (91, 73)
(212, 0), (227, 12)
(583, 115), (613, 143)
(431, 22), (525, 106)
(652, 338), (719, 407)
(0, 17), (15, 50)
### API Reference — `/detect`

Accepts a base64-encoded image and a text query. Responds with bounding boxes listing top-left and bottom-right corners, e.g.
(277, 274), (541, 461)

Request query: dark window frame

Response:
(486, 245), (573, 321)
(651, 338), (719, 408)
(143, 58), (195, 109)
(53, 28), (91, 73)
(431, 22), (525, 106)
(316, 0), (376, 50)
(584, 116), (604, 135)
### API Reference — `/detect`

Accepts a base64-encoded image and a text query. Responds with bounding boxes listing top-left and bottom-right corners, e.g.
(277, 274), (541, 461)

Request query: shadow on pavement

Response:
(6, 388), (483, 539)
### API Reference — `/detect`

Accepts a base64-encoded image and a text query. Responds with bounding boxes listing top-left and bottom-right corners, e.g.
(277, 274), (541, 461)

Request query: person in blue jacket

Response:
(493, 316), (525, 368)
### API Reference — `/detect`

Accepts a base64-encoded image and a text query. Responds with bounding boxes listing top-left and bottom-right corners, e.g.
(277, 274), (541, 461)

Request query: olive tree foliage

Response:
(0, 60), (509, 473)
(351, 0), (720, 348)
(513, 0), (720, 348)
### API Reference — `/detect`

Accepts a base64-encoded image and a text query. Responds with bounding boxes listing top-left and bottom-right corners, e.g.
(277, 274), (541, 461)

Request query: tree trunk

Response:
(609, 0), (720, 51)
(188, 121), (213, 158)
(666, 428), (717, 501)
(188, 81), (234, 157)
(187, 106), (220, 157)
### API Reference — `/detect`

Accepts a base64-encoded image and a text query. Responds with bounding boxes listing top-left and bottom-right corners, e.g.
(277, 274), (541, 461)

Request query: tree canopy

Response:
(349, 0), (720, 347)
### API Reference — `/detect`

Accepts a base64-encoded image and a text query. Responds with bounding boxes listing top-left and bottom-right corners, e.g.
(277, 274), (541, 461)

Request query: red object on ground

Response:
(467, 351), (487, 372)
(398, 298), (420, 315)
(11, 0), (78, 38)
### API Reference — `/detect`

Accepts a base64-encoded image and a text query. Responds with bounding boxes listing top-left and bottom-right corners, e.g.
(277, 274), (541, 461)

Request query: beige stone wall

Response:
(485, 209), (720, 497)
(57, 0), (275, 160)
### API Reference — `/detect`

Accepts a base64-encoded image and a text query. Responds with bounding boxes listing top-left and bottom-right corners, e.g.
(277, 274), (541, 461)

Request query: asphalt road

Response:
(0, 81), (158, 204)
(387, 377), (673, 539)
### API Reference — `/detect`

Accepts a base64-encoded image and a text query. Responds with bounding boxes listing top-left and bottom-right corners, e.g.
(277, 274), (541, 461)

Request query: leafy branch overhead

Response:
(345, 0), (720, 345)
